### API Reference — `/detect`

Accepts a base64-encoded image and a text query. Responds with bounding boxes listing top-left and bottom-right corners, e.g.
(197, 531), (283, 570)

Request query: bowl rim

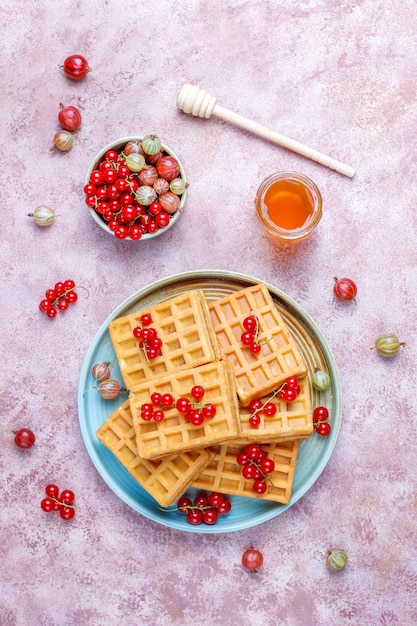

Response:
(84, 135), (187, 240)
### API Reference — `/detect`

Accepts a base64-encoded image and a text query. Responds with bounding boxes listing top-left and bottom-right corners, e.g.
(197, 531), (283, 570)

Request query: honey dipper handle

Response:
(215, 105), (355, 178)
(177, 84), (355, 178)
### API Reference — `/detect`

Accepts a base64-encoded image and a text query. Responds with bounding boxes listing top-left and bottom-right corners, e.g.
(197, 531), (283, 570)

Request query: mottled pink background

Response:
(1, 1), (417, 625)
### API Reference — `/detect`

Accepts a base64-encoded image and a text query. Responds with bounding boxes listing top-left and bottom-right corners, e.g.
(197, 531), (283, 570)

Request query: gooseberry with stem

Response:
(374, 333), (405, 357)
(58, 103), (82, 131)
(50, 130), (74, 152)
(61, 54), (90, 80)
(333, 277), (357, 302)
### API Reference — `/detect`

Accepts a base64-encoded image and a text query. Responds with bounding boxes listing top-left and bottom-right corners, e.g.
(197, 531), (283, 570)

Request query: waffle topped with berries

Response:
(238, 375), (313, 441)
(108, 290), (220, 390)
(129, 360), (240, 460)
(208, 284), (308, 406)
(192, 439), (300, 505)
(96, 400), (214, 508)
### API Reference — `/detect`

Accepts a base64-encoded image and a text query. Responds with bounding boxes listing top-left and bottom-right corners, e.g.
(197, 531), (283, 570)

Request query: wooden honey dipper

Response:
(177, 84), (355, 178)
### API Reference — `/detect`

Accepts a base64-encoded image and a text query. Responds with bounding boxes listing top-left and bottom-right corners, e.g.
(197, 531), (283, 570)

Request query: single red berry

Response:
(236, 451), (249, 466)
(60, 506), (75, 520)
(177, 496), (192, 513)
(315, 421), (331, 437)
(249, 414), (261, 428)
(242, 315), (257, 332)
(313, 406), (329, 423)
(207, 492), (224, 508)
(203, 508), (219, 525)
(263, 402), (277, 417)
(60, 489), (75, 505)
(45, 484), (59, 498)
(202, 403), (216, 418)
(41, 497), (55, 513)
(153, 409), (165, 422)
(242, 465), (258, 480)
(194, 492), (208, 508)
(176, 397), (190, 413)
(242, 548), (264, 573)
(14, 428), (36, 448)
(191, 385), (205, 400)
(285, 376), (299, 389)
(151, 392), (162, 405)
(160, 393), (174, 407)
(140, 313), (152, 326)
(217, 497), (231, 514)
(333, 277), (357, 302)
(253, 479), (268, 494)
(62, 54), (90, 80)
(250, 342), (262, 354)
(245, 444), (262, 460)
(259, 458), (275, 475)
(241, 331), (255, 345)
(187, 509), (203, 525)
(249, 399), (263, 412)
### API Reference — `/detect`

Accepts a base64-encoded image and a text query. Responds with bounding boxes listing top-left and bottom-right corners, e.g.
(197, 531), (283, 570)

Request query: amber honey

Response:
(255, 172), (322, 243)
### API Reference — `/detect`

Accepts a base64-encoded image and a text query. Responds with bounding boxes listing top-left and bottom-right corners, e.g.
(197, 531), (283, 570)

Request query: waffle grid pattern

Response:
(96, 400), (213, 507)
(130, 360), (240, 459)
(192, 439), (300, 504)
(239, 376), (313, 441)
(209, 284), (308, 406)
(108, 290), (220, 389)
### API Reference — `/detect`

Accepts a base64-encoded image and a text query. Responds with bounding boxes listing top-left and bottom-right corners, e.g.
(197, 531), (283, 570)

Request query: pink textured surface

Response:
(1, 1), (416, 624)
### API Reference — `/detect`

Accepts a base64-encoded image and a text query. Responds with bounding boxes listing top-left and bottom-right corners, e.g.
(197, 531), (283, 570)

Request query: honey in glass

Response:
(255, 172), (322, 243)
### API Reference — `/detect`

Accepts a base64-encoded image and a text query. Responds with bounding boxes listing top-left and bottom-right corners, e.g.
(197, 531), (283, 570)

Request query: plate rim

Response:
(77, 269), (342, 533)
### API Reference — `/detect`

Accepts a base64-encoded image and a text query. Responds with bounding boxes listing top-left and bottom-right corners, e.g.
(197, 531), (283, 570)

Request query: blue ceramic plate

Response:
(78, 271), (342, 533)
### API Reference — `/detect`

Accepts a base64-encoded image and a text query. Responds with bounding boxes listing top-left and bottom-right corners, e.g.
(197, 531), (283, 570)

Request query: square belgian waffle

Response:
(208, 284), (308, 406)
(108, 290), (220, 390)
(192, 438), (300, 505)
(96, 400), (214, 508)
(130, 360), (240, 460)
(239, 375), (313, 441)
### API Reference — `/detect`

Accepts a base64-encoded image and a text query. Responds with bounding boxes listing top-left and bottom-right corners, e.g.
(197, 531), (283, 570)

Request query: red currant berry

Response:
(90, 170), (103, 186)
(249, 414), (261, 428)
(114, 224), (129, 239)
(155, 210), (170, 228)
(41, 497), (55, 513)
(246, 444), (262, 460)
(242, 465), (258, 480)
(242, 548), (264, 573)
(187, 409), (204, 426)
(187, 509), (203, 525)
(202, 403), (216, 418)
(153, 409), (165, 422)
(46, 307), (57, 318)
(191, 385), (205, 400)
(177, 496), (192, 513)
(236, 451), (249, 466)
(140, 313), (152, 326)
(150, 392), (162, 405)
(315, 421), (331, 437)
(283, 388), (298, 402)
(249, 399), (263, 412)
(203, 508), (219, 525)
(207, 492), (224, 508)
(57, 299), (69, 311)
(60, 506), (75, 520)
(253, 479), (268, 494)
(128, 224), (142, 240)
(176, 397), (191, 413)
(286, 376), (299, 389)
(263, 402), (277, 417)
(241, 331), (255, 345)
(217, 498), (231, 514)
(60, 489), (75, 505)
(45, 289), (57, 301)
(14, 428), (35, 448)
(65, 291), (78, 304)
(45, 484), (59, 498)
(250, 342), (262, 354)
(243, 315), (257, 332)
(194, 492), (208, 508)
(39, 299), (51, 311)
(259, 458), (275, 474)
(149, 201), (162, 215)
(160, 393), (174, 407)
(313, 406), (329, 423)
(64, 279), (76, 291)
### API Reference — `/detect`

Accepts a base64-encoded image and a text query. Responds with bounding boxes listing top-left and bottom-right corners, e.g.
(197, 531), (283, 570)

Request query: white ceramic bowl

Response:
(84, 136), (187, 240)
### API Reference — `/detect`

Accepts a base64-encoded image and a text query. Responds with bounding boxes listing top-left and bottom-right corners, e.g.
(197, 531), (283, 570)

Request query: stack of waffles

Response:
(96, 284), (313, 509)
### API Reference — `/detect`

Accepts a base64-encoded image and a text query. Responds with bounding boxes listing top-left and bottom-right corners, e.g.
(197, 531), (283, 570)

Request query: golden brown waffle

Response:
(130, 360), (240, 460)
(239, 376), (313, 441)
(192, 438), (300, 504)
(96, 400), (214, 508)
(209, 283), (308, 406)
(109, 290), (220, 390)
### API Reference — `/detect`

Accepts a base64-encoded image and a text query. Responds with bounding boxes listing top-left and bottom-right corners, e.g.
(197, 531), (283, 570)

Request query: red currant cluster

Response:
(240, 314), (265, 354)
(237, 444), (275, 494)
(140, 385), (217, 425)
(176, 385), (217, 425)
(41, 484), (76, 521)
(84, 140), (183, 240)
(39, 279), (89, 318)
(313, 406), (331, 436)
(247, 376), (301, 428)
(133, 313), (163, 361)
(177, 491), (231, 525)
(141, 392), (174, 422)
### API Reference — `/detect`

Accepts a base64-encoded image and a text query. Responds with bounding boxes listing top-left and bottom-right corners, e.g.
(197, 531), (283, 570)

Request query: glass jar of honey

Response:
(255, 172), (322, 243)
